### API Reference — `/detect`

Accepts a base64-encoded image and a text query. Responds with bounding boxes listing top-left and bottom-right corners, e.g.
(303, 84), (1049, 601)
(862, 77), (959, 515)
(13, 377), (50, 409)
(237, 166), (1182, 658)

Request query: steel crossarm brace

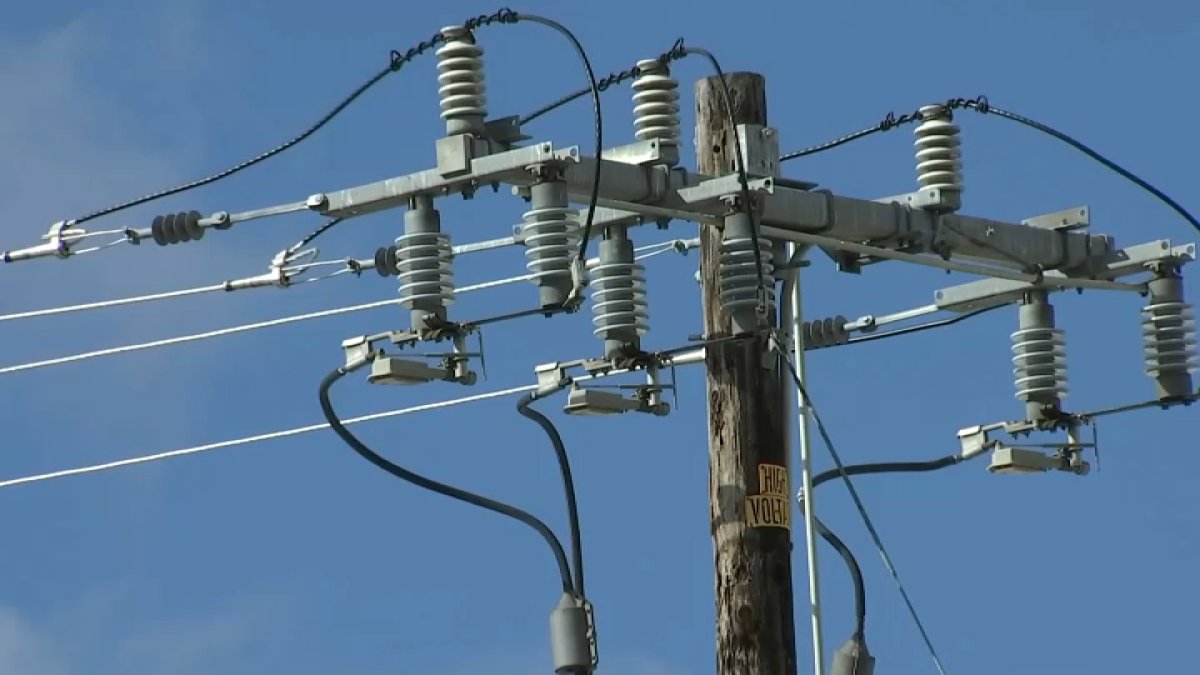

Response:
(933, 240), (1197, 312)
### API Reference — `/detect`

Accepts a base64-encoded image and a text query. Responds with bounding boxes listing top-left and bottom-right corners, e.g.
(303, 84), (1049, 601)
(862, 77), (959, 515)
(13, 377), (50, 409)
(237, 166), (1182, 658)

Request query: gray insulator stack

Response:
(1142, 268), (1197, 400)
(802, 315), (850, 349)
(631, 59), (680, 165)
(522, 179), (581, 309)
(436, 26), (487, 136)
(1011, 290), (1068, 421)
(914, 105), (963, 200)
(719, 211), (776, 334)
(397, 195), (454, 332)
(591, 226), (649, 357)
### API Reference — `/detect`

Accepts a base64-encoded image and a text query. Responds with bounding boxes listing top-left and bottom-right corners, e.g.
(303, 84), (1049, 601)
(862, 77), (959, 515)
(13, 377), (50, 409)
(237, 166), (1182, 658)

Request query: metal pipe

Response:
(769, 229), (1143, 293)
(784, 242), (826, 675)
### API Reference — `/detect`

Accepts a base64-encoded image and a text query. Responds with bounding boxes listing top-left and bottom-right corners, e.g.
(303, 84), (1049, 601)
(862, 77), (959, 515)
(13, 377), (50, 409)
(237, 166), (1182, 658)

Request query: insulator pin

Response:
(718, 212), (775, 333)
(395, 232), (454, 311)
(436, 25), (487, 136)
(1011, 291), (1068, 421)
(1143, 269), (1197, 400)
(521, 179), (581, 309)
(592, 229), (649, 357)
(914, 105), (963, 197)
(631, 59), (680, 161)
(396, 196), (454, 331)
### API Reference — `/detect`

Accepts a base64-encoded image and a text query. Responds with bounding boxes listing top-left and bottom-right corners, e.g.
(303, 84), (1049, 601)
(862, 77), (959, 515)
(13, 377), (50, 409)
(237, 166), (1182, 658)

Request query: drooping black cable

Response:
(775, 344), (948, 675)
(812, 455), (962, 491)
(974, 103), (1200, 235)
(779, 96), (1199, 236)
(518, 39), (689, 127)
(287, 217), (344, 253)
(517, 393), (586, 598)
(71, 8), (519, 225)
(812, 515), (866, 639)
(318, 366), (574, 593)
(514, 14), (602, 262)
(805, 454), (965, 646)
(686, 46), (769, 325)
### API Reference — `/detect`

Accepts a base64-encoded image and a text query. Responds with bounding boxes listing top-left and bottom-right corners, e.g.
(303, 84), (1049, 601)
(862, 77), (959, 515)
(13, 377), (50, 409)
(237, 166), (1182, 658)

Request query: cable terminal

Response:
(3, 221), (74, 262)
(565, 256), (590, 309)
(223, 247), (320, 291)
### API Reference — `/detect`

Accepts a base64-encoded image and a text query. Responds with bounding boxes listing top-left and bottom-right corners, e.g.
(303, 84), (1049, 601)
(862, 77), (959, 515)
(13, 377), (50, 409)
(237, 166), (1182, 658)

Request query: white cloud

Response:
(0, 585), (299, 675)
(0, 608), (67, 675)
(0, 8), (298, 672)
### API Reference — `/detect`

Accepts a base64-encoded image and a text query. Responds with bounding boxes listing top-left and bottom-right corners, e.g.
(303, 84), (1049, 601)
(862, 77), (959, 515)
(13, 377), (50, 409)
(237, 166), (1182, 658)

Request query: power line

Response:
(0, 343), (715, 492)
(774, 337), (949, 675)
(686, 46), (771, 323)
(0, 235), (695, 324)
(320, 366), (576, 594)
(779, 96), (1199, 236)
(516, 14), (603, 264)
(0, 298), (399, 376)
(0, 284), (230, 323)
(0, 385), (536, 491)
(70, 9), (519, 225)
(0, 243), (695, 375)
(518, 38), (687, 127)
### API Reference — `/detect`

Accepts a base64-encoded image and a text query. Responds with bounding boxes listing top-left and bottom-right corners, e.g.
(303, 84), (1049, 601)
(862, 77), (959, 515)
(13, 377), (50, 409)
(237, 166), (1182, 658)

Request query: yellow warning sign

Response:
(758, 464), (789, 497)
(745, 495), (790, 529)
(747, 464), (790, 529)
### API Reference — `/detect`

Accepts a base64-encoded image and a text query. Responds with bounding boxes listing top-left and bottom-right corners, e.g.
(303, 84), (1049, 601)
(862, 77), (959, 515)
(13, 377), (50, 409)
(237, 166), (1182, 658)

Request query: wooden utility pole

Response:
(697, 73), (797, 675)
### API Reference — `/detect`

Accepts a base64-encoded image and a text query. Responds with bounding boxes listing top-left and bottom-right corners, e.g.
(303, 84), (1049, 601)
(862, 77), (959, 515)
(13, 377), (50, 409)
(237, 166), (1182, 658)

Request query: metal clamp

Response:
(3, 221), (75, 262)
(223, 247), (320, 291)
(957, 420), (1092, 476)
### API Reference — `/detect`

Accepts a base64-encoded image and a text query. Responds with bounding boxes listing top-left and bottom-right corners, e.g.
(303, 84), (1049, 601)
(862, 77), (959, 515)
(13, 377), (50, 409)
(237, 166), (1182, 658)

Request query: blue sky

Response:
(0, 1), (1197, 673)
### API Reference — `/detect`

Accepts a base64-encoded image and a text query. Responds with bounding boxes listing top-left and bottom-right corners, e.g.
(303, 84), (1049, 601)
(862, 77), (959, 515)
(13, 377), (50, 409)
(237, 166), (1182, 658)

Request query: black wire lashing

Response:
(519, 38), (688, 127)
(71, 8), (519, 226)
(781, 95), (1199, 236)
(513, 13), (603, 263)
(685, 46), (771, 327)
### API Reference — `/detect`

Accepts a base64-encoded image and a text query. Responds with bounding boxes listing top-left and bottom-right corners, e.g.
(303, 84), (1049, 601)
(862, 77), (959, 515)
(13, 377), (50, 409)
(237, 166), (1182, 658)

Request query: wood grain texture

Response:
(697, 72), (797, 675)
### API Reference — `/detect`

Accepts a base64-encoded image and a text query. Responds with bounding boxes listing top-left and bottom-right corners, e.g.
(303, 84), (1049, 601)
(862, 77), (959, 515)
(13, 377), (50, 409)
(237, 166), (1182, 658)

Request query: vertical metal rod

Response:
(784, 242), (825, 675)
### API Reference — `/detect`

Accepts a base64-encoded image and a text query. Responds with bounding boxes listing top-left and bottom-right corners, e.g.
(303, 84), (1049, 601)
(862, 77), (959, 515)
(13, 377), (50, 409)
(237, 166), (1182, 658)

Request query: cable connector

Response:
(223, 247), (319, 291)
(3, 221), (74, 263)
(534, 362), (572, 399)
(340, 335), (379, 373)
(549, 592), (597, 674)
(565, 256), (590, 310)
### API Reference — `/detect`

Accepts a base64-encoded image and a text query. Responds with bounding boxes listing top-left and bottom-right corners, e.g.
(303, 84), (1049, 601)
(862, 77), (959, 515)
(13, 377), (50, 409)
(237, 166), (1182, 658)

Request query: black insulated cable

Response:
(780, 96), (1198, 236)
(685, 47), (770, 324)
(812, 515), (866, 639)
(518, 39), (688, 127)
(514, 14), (603, 262)
(318, 365), (574, 594)
(287, 218), (344, 254)
(71, 8), (519, 225)
(803, 452), (968, 665)
(812, 455), (962, 490)
(517, 393), (586, 598)
(776, 346), (948, 675)
(975, 103), (1200, 236)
